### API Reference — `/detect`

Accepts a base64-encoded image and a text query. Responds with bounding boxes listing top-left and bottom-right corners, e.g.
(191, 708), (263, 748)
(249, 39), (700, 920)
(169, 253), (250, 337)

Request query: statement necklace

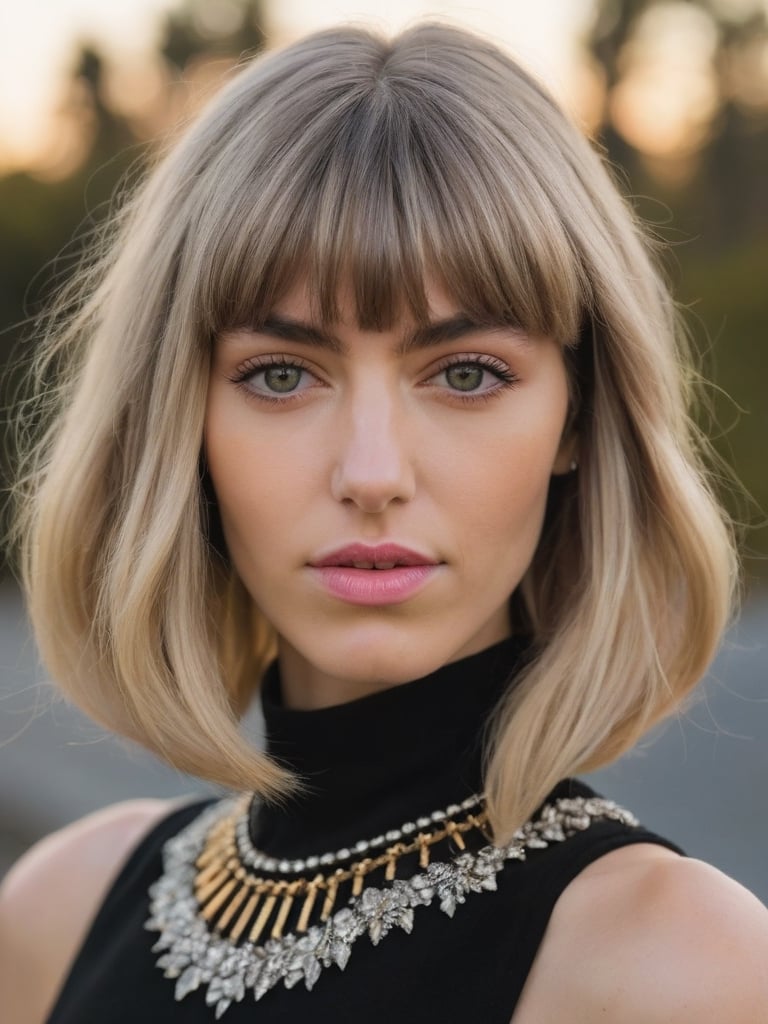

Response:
(145, 792), (638, 1018)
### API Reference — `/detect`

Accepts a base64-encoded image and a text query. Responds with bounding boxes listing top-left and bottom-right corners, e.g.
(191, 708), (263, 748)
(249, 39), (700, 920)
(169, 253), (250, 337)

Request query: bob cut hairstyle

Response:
(14, 22), (736, 842)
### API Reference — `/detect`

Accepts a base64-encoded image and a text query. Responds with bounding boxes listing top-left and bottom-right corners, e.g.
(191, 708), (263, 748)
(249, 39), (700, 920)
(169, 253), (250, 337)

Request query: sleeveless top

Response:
(46, 636), (683, 1023)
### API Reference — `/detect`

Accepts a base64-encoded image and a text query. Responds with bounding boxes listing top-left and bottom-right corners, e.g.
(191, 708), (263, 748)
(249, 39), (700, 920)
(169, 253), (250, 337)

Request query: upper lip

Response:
(309, 543), (440, 569)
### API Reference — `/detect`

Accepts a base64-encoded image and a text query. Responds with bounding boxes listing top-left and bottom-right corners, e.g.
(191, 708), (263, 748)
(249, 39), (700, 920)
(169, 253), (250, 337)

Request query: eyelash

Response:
(432, 354), (520, 405)
(226, 355), (317, 405)
(226, 353), (520, 406)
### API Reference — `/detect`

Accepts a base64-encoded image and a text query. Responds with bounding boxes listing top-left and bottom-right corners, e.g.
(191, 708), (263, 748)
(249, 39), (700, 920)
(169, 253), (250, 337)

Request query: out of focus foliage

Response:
(0, 0), (266, 562)
(1, 0), (766, 579)
(581, 0), (768, 580)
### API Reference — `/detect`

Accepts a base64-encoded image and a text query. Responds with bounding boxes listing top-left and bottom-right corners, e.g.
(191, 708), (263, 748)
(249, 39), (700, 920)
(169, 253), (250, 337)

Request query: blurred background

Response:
(1, 0), (767, 897)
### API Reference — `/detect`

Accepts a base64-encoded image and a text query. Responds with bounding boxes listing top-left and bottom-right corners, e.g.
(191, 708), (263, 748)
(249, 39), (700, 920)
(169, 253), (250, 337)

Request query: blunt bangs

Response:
(176, 27), (588, 343)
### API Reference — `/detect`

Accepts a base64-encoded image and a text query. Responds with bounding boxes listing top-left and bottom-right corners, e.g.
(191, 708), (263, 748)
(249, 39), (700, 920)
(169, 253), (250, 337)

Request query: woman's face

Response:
(205, 278), (573, 707)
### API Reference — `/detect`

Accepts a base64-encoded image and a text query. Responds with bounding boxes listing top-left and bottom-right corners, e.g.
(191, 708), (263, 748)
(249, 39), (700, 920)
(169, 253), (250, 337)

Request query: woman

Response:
(2, 21), (767, 1023)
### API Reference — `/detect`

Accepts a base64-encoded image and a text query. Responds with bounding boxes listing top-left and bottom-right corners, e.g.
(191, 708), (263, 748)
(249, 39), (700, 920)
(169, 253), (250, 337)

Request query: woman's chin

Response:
(274, 631), (459, 706)
(273, 614), (512, 709)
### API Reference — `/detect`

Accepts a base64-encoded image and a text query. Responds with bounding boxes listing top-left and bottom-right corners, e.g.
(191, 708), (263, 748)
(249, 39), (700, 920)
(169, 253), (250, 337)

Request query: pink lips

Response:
(308, 543), (441, 606)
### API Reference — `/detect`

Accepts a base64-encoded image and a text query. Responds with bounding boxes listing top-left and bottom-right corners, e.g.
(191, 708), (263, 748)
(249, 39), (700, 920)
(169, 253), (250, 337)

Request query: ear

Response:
(551, 431), (578, 477)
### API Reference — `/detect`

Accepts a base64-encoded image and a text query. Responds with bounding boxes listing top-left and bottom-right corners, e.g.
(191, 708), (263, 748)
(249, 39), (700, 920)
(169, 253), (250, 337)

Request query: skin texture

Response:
(0, 800), (172, 1024)
(204, 279), (574, 709)
(511, 843), (768, 1023)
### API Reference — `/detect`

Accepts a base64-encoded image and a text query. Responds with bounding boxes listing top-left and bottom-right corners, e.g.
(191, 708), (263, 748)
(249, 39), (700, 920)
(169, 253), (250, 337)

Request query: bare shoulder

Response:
(0, 798), (181, 1024)
(514, 843), (768, 1024)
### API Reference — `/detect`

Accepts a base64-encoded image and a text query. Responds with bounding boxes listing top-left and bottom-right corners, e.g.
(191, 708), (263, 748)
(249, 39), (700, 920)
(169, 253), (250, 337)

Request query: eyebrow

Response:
(227, 313), (529, 354)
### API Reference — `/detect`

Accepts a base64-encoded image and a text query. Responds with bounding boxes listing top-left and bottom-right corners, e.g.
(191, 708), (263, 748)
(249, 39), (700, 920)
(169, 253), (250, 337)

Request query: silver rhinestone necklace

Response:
(145, 793), (638, 1019)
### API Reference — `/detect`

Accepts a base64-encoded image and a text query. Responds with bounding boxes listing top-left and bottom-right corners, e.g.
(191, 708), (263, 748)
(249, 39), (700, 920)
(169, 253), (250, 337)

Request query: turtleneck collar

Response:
(249, 634), (528, 859)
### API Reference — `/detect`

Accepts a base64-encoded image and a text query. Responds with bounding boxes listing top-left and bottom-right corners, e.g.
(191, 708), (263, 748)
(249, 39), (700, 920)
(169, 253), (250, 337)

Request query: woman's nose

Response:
(330, 390), (417, 514)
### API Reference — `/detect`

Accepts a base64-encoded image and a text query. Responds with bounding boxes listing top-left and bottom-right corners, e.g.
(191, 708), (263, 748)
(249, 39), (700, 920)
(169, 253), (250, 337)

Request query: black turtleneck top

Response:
(251, 634), (528, 860)
(46, 637), (682, 1024)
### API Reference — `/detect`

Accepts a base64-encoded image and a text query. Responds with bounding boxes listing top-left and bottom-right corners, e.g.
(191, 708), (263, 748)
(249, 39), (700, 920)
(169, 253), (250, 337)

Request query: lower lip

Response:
(309, 565), (440, 605)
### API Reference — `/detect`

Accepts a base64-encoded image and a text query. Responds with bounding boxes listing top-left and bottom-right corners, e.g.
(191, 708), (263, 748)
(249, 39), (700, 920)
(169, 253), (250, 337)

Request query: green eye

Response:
(445, 364), (484, 391)
(264, 366), (302, 392)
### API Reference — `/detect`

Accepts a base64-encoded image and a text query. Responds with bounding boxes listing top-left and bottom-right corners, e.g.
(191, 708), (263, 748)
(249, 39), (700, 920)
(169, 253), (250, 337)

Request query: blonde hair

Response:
(13, 23), (737, 841)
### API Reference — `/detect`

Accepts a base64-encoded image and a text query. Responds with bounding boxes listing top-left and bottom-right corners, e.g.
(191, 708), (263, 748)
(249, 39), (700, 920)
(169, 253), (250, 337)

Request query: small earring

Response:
(570, 460), (578, 472)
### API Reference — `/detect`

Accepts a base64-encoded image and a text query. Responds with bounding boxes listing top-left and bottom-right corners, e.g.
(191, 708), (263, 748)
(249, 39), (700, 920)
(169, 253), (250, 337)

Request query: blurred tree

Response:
(162, 0), (266, 70)
(0, 0), (266, 564)
(589, 0), (768, 237)
(586, 0), (768, 580)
